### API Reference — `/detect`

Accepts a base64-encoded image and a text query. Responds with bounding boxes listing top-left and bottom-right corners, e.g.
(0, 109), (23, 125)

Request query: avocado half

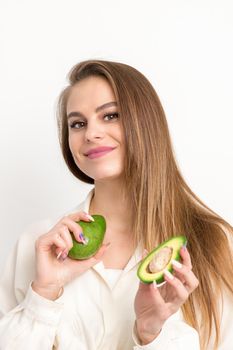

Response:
(68, 215), (106, 260)
(137, 236), (187, 284)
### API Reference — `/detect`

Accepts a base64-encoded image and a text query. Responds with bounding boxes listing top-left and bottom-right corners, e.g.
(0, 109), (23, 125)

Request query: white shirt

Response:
(0, 189), (231, 349)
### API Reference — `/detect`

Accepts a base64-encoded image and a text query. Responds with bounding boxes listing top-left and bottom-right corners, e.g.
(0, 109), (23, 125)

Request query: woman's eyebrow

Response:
(67, 101), (117, 119)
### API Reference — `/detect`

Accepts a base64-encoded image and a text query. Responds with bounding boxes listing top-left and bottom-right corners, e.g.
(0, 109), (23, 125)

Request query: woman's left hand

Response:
(134, 246), (199, 345)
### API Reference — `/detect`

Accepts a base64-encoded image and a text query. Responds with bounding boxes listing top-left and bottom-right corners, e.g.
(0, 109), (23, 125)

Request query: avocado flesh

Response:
(68, 215), (106, 260)
(137, 236), (187, 284)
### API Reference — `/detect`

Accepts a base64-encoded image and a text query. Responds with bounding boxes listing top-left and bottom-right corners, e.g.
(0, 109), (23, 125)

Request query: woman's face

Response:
(66, 76), (125, 181)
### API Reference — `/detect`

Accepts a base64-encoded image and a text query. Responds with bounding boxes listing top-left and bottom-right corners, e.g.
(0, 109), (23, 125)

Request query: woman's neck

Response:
(89, 179), (133, 236)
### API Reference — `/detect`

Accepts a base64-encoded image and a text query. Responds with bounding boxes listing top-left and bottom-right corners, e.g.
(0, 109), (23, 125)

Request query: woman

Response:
(0, 60), (232, 350)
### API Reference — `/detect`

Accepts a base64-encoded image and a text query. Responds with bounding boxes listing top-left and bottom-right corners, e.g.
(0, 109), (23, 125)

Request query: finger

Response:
(172, 260), (199, 293)
(163, 270), (189, 307)
(67, 211), (95, 222)
(137, 281), (165, 306)
(60, 218), (86, 243)
(36, 232), (67, 254)
(62, 212), (95, 242)
(58, 225), (74, 250)
(138, 280), (161, 296)
(55, 246), (64, 257)
(55, 226), (75, 259)
(179, 246), (192, 269)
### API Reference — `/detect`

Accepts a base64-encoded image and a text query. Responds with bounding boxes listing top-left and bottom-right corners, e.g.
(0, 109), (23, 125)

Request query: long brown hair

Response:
(56, 59), (233, 349)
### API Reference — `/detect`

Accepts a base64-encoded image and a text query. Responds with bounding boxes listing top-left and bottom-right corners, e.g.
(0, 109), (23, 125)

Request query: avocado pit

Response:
(137, 236), (187, 284)
(148, 246), (173, 273)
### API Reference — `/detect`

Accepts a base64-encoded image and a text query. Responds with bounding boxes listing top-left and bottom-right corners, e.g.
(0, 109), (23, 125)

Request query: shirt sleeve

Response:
(0, 284), (64, 350)
(0, 220), (64, 350)
(132, 319), (200, 350)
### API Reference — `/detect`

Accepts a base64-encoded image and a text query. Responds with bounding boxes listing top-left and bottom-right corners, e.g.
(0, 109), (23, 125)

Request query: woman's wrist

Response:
(135, 320), (161, 345)
(31, 281), (64, 301)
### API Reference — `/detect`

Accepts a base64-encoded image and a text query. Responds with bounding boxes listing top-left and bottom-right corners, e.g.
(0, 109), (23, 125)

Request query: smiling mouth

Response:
(87, 149), (115, 159)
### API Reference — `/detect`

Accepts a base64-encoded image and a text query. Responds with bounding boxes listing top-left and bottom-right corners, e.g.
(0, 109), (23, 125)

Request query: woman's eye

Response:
(103, 113), (119, 121)
(69, 121), (86, 129)
(69, 113), (119, 129)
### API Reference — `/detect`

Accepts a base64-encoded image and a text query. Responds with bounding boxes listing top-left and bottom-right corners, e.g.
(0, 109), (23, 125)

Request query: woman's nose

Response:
(84, 121), (105, 142)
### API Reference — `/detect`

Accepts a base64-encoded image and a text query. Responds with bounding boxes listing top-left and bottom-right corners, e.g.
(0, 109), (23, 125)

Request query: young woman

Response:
(0, 60), (232, 350)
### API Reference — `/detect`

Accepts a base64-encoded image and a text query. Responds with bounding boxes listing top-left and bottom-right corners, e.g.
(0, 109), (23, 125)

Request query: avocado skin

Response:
(137, 236), (187, 284)
(68, 215), (106, 260)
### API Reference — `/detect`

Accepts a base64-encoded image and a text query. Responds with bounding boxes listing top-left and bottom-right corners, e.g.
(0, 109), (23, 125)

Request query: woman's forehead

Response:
(67, 77), (117, 114)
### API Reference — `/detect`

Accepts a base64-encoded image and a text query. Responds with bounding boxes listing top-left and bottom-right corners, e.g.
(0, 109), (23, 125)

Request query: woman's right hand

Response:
(32, 211), (109, 300)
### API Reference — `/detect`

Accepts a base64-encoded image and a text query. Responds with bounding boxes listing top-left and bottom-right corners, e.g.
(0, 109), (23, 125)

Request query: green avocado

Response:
(137, 236), (187, 284)
(68, 215), (106, 260)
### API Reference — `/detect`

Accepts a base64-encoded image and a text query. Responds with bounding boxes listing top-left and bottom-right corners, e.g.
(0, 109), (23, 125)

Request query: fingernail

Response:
(79, 232), (85, 241)
(57, 251), (63, 260)
(153, 280), (157, 289)
(182, 241), (187, 250)
(171, 259), (182, 269)
(61, 252), (68, 260)
(79, 233), (89, 245)
(181, 246), (187, 253)
(164, 270), (174, 280)
(57, 249), (67, 260)
(83, 237), (89, 245)
(84, 212), (95, 222)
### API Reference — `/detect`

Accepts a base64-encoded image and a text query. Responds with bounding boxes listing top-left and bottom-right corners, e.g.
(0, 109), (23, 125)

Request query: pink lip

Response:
(87, 148), (115, 159)
(85, 146), (116, 157)
(88, 149), (113, 159)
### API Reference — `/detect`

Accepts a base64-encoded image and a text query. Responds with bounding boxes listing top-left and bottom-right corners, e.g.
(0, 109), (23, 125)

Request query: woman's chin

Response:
(91, 172), (124, 182)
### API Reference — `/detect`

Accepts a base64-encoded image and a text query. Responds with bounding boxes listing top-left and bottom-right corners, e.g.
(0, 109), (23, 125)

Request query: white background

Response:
(0, 0), (232, 273)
